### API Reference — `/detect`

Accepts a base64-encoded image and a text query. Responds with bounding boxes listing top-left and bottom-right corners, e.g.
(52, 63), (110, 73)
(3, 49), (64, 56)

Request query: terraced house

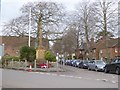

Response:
(76, 37), (120, 61)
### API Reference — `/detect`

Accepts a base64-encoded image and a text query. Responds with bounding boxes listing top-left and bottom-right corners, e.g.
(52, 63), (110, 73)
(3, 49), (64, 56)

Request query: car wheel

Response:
(104, 67), (109, 73)
(115, 67), (120, 75)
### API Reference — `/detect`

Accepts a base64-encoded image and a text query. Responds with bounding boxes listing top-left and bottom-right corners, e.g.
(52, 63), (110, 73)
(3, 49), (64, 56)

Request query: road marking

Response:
(39, 72), (45, 74)
(111, 81), (117, 84)
(65, 75), (74, 78)
(68, 76), (74, 78)
(96, 79), (100, 81)
(101, 79), (108, 82)
(26, 71), (118, 84)
(51, 74), (57, 76)
(45, 73), (51, 75)
(59, 75), (66, 77)
(75, 77), (82, 79)
(84, 78), (91, 80)
(34, 72), (39, 73)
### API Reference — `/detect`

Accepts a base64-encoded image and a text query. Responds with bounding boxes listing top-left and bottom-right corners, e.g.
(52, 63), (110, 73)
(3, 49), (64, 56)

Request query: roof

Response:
(0, 36), (49, 49)
(95, 37), (120, 49)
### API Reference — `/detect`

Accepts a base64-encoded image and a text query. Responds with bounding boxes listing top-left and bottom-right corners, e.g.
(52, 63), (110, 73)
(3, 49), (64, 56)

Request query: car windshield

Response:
(83, 60), (89, 63)
(113, 59), (120, 63)
(95, 61), (105, 65)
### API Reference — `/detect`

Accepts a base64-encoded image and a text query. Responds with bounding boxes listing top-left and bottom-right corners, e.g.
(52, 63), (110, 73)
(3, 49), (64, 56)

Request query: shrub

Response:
(2, 56), (19, 61)
(20, 46), (36, 62)
(44, 51), (56, 62)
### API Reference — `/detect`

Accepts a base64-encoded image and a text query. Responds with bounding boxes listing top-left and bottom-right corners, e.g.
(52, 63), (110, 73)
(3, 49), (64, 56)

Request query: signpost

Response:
(0, 44), (4, 60)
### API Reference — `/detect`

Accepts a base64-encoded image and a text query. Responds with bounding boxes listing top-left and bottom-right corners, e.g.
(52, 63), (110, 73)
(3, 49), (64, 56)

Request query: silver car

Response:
(88, 60), (106, 71)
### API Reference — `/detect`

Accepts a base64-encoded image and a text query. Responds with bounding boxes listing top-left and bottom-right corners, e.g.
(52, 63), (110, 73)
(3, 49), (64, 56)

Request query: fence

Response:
(1, 60), (29, 70)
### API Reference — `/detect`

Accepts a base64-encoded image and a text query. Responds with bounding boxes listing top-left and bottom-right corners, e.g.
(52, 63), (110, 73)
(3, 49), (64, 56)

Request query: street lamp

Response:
(28, 7), (32, 47)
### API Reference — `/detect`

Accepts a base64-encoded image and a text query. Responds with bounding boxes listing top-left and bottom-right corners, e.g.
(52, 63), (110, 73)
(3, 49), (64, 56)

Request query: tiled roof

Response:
(95, 37), (120, 49)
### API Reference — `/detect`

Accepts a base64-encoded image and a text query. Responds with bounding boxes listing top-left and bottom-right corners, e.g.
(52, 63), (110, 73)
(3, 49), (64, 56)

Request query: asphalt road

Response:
(2, 66), (119, 88)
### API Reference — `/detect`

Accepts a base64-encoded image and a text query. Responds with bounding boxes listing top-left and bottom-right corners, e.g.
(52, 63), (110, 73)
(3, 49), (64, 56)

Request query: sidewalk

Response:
(2, 66), (66, 72)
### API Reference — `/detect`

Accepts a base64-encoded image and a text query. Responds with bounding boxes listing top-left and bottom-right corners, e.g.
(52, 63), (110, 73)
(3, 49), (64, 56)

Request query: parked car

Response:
(72, 60), (79, 67)
(78, 60), (90, 69)
(69, 60), (74, 66)
(88, 60), (106, 71)
(74, 60), (81, 67)
(39, 63), (51, 68)
(104, 59), (120, 75)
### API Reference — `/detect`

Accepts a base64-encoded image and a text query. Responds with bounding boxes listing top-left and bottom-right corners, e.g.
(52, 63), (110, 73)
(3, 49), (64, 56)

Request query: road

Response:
(2, 66), (119, 88)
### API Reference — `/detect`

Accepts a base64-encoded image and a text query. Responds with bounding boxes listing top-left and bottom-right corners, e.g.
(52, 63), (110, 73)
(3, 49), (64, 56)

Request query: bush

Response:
(2, 56), (20, 66)
(2, 56), (20, 61)
(44, 51), (56, 62)
(20, 46), (36, 62)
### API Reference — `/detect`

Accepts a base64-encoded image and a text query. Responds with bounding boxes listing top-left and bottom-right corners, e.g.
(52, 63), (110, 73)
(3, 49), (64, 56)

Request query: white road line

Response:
(101, 79), (108, 82)
(84, 78), (91, 80)
(59, 75), (66, 77)
(75, 77), (82, 79)
(39, 72), (45, 74)
(34, 72), (39, 73)
(45, 73), (51, 75)
(65, 75), (74, 78)
(111, 81), (117, 84)
(51, 74), (57, 76)
(96, 79), (100, 81)
(26, 71), (118, 85)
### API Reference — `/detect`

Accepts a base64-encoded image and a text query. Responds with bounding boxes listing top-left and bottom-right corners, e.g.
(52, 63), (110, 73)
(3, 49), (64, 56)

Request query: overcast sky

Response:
(0, 0), (84, 35)
(0, 0), (83, 24)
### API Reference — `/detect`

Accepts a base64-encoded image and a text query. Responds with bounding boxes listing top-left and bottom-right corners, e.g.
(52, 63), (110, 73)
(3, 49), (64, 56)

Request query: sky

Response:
(1, 0), (82, 24)
(0, 0), (84, 35)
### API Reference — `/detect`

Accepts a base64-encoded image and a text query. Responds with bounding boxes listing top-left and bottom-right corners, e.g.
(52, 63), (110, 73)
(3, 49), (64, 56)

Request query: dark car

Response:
(78, 60), (90, 69)
(73, 60), (81, 67)
(104, 59), (120, 75)
(72, 60), (80, 67)
(69, 60), (75, 66)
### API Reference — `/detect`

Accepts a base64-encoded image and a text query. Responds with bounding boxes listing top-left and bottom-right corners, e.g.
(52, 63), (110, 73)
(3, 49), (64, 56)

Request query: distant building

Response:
(0, 36), (49, 57)
(75, 37), (120, 61)
(95, 37), (120, 60)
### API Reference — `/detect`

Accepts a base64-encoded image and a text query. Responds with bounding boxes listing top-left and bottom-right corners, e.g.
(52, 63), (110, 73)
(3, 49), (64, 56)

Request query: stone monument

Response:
(36, 18), (45, 64)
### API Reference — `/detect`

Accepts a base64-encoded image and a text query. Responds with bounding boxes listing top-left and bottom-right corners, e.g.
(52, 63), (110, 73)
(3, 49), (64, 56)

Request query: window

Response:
(115, 48), (118, 53)
(100, 50), (103, 53)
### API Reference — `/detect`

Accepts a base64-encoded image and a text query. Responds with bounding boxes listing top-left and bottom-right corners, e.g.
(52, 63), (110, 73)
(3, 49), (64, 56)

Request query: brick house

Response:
(95, 37), (120, 60)
(75, 37), (120, 60)
(0, 36), (49, 56)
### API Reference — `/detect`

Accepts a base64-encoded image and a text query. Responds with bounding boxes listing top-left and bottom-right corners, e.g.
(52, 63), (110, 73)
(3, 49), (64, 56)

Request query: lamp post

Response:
(28, 7), (31, 47)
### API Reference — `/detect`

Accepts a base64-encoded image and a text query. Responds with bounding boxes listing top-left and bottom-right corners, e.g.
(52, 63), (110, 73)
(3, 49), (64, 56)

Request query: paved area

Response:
(2, 67), (119, 88)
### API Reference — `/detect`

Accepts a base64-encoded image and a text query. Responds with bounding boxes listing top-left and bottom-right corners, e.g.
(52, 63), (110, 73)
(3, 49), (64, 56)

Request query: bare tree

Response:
(94, 0), (118, 38)
(52, 24), (78, 58)
(2, 15), (29, 37)
(2, 2), (66, 43)
(75, 1), (98, 45)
